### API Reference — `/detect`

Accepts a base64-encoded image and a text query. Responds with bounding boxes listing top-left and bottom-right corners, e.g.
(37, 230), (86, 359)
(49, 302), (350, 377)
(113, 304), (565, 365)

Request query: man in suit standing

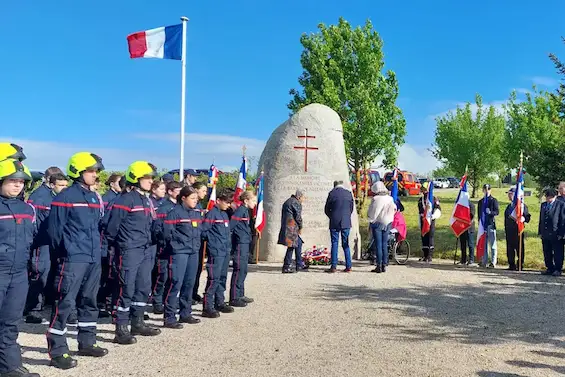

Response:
(324, 180), (354, 273)
(477, 184), (499, 268)
(504, 187), (531, 271)
(539, 188), (565, 276)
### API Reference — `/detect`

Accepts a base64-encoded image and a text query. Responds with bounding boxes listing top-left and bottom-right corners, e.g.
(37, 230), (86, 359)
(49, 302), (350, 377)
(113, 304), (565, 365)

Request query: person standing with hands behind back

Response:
(504, 187), (531, 271)
(539, 188), (565, 276)
(477, 184), (499, 268)
(324, 180), (354, 273)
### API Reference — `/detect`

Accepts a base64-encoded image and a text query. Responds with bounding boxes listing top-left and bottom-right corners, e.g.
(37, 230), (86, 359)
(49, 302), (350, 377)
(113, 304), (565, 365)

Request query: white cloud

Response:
(372, 144), (439, 176)
(530, 76), (559, 87)
(0, 133), (264, 173)
(428, 99), (508, 122)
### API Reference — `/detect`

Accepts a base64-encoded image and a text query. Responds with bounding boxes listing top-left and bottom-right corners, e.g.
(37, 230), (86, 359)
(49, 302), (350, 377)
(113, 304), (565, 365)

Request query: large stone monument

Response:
(258, 103), (362, 262)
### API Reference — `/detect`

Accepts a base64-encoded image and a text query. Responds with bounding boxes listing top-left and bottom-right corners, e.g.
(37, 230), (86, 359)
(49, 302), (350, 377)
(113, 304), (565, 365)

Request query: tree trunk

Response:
(470, 173), (478, 198)
(354, 160), (362, 212)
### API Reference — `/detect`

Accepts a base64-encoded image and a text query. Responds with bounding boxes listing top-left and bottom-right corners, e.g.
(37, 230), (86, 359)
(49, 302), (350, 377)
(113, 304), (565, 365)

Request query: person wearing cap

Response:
(183, 169), (198, 187)
(46, 152), (108, 370)
(418, 182), (441, 262)
(457, 200), (476, 266)
(278, 190), (305, 273)
(477, 184), (499, 268)
(504, 187), (531, 271)
(105, 161), (162, 345)
(0, 159), (40, 377)
(538, 187), (565, 276)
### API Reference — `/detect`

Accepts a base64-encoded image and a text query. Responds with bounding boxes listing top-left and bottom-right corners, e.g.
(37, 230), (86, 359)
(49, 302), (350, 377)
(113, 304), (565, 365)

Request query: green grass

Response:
(358, 188), (546, 269)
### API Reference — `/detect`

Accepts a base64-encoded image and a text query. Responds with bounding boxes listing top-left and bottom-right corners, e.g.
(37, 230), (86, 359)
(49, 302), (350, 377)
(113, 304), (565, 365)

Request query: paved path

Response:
(19, 261), (565, 377)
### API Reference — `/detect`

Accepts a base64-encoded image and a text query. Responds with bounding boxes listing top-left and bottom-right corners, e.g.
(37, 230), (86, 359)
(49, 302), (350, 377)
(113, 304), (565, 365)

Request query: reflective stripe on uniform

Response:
(77, 322), (97, 327)
(48, 327), (68, 335)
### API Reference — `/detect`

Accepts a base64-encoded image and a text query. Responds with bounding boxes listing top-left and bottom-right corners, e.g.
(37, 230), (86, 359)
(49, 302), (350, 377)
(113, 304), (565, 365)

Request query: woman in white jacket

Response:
(367, 181), (397, 273)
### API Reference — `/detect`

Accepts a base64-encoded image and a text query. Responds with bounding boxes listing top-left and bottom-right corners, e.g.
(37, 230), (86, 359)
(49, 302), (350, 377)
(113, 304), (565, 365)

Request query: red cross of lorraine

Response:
(293, 128), (318, 172)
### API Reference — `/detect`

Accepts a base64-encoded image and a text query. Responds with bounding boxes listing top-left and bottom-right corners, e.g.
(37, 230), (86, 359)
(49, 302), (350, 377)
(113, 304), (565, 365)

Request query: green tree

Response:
(549, 37), (565, 117)
(505, 88), (565, 191)
(431, 165), (455, 178)
(288, 17), (406, 208)
(432, 94), (505, 197)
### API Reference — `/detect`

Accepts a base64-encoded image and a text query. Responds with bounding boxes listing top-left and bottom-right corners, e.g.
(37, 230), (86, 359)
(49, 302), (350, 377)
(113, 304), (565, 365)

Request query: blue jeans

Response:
(330, 229), (352, 269)
(482, 226), (498, 266)
(371, 224), (390, 265)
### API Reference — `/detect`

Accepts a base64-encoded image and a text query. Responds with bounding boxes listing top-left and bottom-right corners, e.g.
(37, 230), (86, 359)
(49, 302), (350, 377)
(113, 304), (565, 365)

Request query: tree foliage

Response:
(549, 37), (565, 117)
(505, 88), (565, 191)
(287, 17), (406, 206)
(432, 94), (505, 197)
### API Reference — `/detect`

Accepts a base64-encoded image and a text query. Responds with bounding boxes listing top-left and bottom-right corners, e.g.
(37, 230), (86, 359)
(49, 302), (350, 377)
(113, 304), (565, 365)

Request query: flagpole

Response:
(255, 231), (260, 264)
(178, 16), (189, 182)
(454, 237), (459, 265)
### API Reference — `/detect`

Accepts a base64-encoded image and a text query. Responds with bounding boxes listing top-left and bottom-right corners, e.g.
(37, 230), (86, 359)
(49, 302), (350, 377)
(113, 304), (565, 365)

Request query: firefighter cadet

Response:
(202, 189), (234, 318)
(0, 159), (39, 377)
(46, 152), (108, 370)
(229, 190), (257, 307)
(105, 161), (161, 345)
(162, 186), (203, 328)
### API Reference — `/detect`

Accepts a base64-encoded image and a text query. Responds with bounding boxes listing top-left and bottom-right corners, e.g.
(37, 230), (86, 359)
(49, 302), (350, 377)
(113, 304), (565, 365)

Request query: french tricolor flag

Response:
(127, 24), (183, 60)
(449, 175), (471, 237)
(233, 157), (247, 205)
(510, 167), (525, 234)
(391, 168), (399, 203)
(476, 194), (488, 261)
(206, 164), (219, 211)
(254, 171), (266, 234)
(421, 180), (434, 236)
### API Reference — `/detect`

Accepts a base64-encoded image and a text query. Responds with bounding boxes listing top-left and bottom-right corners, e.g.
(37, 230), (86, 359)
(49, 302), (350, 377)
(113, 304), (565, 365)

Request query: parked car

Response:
(433, 178), (450, 189)
(383, 170), (421, 196)
(447, 177), (459, 188)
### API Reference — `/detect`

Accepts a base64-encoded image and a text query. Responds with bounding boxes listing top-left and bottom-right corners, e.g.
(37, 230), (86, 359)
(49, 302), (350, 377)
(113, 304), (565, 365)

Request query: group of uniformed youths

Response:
(0, 143), (258, 377)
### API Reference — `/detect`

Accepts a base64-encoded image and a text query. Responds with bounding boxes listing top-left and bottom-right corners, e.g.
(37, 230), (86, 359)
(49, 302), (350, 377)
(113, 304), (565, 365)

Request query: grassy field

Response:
(358, 188), (547, 269)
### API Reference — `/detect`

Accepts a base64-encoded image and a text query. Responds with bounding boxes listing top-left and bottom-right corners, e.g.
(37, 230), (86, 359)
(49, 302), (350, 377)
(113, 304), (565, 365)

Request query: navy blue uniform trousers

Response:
(47, 261), (101, 357)
(115, 247), (152, 324)
(203, 252), (229, 311)
(0, 270), (28, 373)
(230, 243), (249, 302)
(25, 245), (50, 313)
(192, 242), (205, 299)
(151, 247), (168, 307)
(164, 253), (198, 323)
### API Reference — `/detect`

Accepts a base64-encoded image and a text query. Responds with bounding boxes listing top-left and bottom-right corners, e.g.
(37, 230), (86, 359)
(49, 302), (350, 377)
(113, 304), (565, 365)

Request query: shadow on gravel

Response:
(476, 372), (528, 377)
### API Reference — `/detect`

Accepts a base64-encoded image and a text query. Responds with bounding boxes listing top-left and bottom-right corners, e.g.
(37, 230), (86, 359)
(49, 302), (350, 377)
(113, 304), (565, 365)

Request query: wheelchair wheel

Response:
(393, 239), (410, 265)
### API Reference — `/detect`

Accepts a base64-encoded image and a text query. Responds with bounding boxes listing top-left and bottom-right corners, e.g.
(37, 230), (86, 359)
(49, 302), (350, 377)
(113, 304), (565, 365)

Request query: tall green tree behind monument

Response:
(287, 17), (406, 205)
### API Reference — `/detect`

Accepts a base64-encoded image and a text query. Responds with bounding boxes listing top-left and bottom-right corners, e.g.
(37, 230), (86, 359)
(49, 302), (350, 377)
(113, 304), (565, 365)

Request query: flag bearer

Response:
(105, 161), (161, 345)
(24, 172), (67, 324)
(477, 184), (499, 268)
(418, 183), (441, 262)
(162, 186), (203, 328)
(0, 159), (40, 377)
(202, 190), (234, 318)
(151, 180), (182, 314)
(229, 190), (257, 307)
(46, 152), (108, 370)
(505, 187), (531, 271)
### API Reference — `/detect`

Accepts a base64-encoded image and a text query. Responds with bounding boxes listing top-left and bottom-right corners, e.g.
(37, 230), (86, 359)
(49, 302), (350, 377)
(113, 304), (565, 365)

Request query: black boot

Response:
(201, 309), (220, 318)
(179, 315), (201, 324)
(241, 296), (254, 303)
(0, 366), (40, 377)
(77, 344), (108, 357)
(215, 304), (234, 313)
(50, 354), (78, 370)
(114, 324), (137, 345)
(372, 265), (382, 273)
(152, 303), (164, 315)
(131, 316), (161, 336)
(164, 321), (184, 329)
(229, 299), (247, 308)
(381, 264), (386, 273)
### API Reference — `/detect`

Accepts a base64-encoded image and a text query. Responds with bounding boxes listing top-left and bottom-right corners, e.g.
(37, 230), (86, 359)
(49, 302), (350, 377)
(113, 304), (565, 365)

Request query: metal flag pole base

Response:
(454, 237), (459, 265)
(518, 232), (523, 272)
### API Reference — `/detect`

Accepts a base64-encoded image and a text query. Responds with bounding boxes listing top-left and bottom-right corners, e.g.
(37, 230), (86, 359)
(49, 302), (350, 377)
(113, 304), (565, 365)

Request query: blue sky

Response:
(1, 1), (563, 173)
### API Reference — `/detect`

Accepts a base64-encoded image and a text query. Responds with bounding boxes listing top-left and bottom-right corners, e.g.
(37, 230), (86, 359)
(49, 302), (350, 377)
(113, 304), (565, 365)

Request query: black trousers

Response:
(506, 232), (524, 270)
(421, 223), (435, 259)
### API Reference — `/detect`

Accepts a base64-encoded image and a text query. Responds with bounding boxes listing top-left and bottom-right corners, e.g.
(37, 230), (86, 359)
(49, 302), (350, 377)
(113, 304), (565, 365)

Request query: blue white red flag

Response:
(254, 171), (266, 234)
(391, 168), (399, 203)
(233, 157), (247, 205)
(127, 24), (183, 60)
(510, 167), (525, 234)
(449, 175), (472, 237)
(421, 180), (434, 236)
(206, 164), (219, 211)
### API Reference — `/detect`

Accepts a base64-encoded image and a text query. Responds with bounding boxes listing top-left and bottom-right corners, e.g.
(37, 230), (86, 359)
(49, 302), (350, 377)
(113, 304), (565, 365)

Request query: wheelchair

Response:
(361, 229), (411, 265)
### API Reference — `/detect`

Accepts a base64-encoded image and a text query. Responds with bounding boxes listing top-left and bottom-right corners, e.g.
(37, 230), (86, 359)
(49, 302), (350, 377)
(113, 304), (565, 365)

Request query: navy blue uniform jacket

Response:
(230, 205), (251, 245)
(163, 204), (203, 254)
(202, 206), (230, 256)
(27, 184), (53, 249)
(324, 186), (354, 230)
(48, 182), (103, 263)
(105, 190), (155, 251)
(0, 196), (36, 273)
(539, 199), (565, 239)
(153, 198), (176, 250)
(477, 195), (499, 229)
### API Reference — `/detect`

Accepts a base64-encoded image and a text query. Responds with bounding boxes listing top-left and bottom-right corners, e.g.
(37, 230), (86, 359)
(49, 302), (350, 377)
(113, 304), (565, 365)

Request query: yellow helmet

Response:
(0, 143), (26, 162)
(421, 181), (430, 192)
(125, 161), (157, 184)
(0, 159), (32, 181)
(67, 152), (105, 179)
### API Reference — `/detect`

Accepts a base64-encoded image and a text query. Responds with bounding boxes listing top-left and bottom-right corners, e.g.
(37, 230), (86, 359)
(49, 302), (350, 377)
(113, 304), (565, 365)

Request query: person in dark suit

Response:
(477, 184), (499, 267)
(324, 181), (354, 273)
(459, 201), (476, 265)
(504, 187), (531, 271)
(278, 190), (305, 273)
(538, 188), (565, 276)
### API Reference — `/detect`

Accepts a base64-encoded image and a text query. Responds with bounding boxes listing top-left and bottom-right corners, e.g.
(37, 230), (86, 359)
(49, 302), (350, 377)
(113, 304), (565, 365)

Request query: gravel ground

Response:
(18, 260), (565, 377)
